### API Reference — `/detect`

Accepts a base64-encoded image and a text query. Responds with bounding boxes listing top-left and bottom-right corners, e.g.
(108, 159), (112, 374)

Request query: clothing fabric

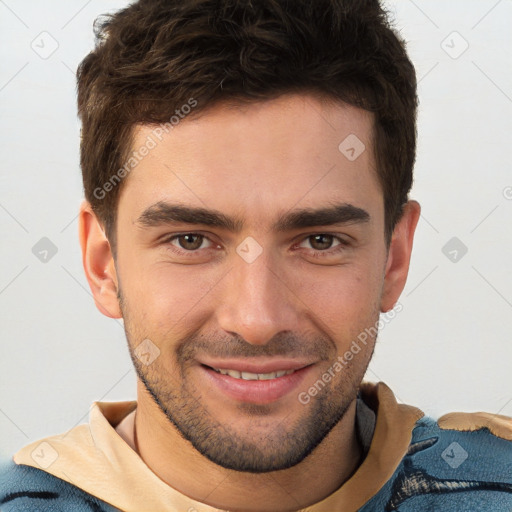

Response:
(1, 381), (511, 511)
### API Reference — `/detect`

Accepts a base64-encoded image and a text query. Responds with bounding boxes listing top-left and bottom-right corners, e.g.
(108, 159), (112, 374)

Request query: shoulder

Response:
(436, 410), (512, 441)
(413, 409), (512, 458)
(405, 410), (512, 481)
(371, 411), (512, 511)
(409, 409), (512, 463)
(0, 458), (119, 511)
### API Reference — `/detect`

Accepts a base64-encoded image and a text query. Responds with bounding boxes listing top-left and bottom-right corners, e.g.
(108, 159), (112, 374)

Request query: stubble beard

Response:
(119, 288), (376, 473)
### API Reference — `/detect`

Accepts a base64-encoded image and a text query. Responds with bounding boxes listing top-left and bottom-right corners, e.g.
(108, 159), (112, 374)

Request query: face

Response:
(90, 94), (409, 472)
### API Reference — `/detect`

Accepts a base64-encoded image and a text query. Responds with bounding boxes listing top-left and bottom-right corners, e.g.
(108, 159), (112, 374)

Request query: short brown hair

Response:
(77, 0), (417, 254)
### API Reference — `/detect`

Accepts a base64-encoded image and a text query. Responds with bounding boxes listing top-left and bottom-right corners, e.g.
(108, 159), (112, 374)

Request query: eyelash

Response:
(161, 232), (350, 258)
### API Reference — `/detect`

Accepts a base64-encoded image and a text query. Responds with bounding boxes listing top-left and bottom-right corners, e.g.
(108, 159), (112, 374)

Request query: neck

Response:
(132, 382), (362, 512)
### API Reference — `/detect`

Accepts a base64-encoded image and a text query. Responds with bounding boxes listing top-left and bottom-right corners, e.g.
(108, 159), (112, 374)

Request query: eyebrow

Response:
(135, 201), (370, 233)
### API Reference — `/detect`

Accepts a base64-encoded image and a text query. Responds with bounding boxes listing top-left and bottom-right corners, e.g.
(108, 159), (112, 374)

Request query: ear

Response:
(380, 200), (421, 313)
(78, 200), (122, 319)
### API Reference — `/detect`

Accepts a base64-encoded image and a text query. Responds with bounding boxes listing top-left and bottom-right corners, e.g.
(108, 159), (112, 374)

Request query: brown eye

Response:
(176, 234), (205, 251)
(308, 234), (335, 250)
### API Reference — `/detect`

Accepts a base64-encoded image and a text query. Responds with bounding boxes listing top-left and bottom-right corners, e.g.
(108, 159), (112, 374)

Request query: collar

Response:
(13, 381), (424, 511)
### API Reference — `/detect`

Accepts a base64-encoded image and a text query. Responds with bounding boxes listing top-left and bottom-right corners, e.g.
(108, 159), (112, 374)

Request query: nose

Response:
(216, 246), (299, 346)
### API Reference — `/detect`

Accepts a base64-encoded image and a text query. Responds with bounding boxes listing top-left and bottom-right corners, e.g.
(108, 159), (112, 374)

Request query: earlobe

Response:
(380, 200), (421, 313)
(78, 200), (122, 319)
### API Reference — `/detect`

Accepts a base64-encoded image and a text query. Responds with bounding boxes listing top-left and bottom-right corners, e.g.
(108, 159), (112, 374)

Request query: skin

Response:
(79, 93), (420, 512)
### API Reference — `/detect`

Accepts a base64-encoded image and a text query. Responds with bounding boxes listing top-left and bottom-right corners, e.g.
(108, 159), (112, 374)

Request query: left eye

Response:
(168, 234), (213, 251)
(299, 234), (343, 251)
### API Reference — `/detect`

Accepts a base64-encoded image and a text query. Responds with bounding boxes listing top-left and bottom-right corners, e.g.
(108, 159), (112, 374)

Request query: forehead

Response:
(118, 94), (382, 226)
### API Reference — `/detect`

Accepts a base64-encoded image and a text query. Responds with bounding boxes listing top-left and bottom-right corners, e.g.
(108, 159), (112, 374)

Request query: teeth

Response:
(241, 371), (259, 380)
(212, 368), (295, 380)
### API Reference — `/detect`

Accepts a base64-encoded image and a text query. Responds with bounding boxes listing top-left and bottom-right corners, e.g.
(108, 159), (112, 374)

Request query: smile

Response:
(210, 368), (296, 380)
(199, 362), (314, 404)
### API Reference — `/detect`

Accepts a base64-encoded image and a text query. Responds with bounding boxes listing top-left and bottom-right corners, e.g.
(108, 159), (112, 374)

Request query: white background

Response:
(1, 0), (511, 459)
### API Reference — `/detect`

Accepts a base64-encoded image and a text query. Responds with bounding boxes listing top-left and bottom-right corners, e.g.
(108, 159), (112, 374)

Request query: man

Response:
(1, 0), (511, 510)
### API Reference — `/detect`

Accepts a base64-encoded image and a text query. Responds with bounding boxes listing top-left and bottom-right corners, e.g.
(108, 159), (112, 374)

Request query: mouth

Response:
(198, 360), (314, 404)
(209, 367), (296, 380)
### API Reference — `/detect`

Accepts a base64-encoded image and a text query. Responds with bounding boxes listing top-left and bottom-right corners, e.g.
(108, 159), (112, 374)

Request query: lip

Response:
(198, 360), (314, 404)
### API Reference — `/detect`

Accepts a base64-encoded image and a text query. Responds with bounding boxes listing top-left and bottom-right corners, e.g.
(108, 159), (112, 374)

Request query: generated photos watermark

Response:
(93, 98), (198, 200)
(298, 303), (403, 405)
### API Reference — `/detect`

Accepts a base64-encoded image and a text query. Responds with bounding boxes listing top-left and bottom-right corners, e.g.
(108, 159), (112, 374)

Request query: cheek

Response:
(294, 264), (382, 340)
(130, 264), (222, 335)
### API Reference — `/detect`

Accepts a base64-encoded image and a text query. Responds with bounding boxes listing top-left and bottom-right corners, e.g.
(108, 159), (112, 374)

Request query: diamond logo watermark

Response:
(31, 441), (59, 469)
(442, 237), (468, 263)
(30, 31), (59, 60)
(338, 134), (366, 162)
(236, 236), (263, 264)
(32, 237), (58, 263)
(441, 441), (468, 469)
(441, 31), (469, 60)
(134, 338), (160, 366)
